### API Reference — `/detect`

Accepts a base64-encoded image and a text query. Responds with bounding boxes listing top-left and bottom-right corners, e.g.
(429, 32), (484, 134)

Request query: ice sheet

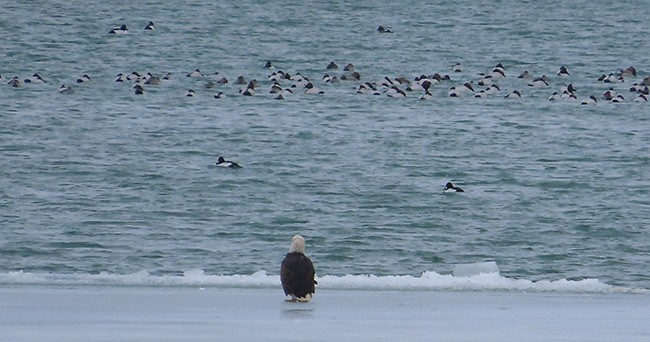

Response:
(1, 286), (649, 341)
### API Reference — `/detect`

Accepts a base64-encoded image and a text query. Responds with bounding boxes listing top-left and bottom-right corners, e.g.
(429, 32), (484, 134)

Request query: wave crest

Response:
(1, 269), (644, 294)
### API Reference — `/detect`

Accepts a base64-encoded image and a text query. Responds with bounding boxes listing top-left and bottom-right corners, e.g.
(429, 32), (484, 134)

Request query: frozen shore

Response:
(1, 286), (649, 341)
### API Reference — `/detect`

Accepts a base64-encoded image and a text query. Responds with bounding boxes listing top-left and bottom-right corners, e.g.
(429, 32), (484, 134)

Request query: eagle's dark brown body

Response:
(280, 251), (316, 302)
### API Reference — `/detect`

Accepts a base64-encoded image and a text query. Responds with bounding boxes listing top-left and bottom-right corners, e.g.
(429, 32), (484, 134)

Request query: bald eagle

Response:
(280, 235), (316, 302)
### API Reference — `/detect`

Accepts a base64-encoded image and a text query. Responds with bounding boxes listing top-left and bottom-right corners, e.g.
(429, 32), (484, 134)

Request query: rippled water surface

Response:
(1, 1), (649, 289)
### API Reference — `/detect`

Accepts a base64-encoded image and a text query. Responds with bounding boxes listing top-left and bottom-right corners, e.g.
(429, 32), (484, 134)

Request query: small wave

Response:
(1, 269), (645, 294)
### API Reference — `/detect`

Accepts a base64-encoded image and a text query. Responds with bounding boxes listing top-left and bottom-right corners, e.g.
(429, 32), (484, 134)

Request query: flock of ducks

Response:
(5, 61), (648, 105)
(3, 21), (649, 105)
(9, 23), (644, 198)
(5, 60), (648, 105)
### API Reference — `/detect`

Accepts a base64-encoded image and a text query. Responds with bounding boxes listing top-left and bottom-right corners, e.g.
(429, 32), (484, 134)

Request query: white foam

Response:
(1, 269), (644, 293)
(453, 261), (500, 277)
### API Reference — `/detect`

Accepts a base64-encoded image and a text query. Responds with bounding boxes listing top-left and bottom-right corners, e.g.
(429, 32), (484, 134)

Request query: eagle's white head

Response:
(289, 235), (306, 254)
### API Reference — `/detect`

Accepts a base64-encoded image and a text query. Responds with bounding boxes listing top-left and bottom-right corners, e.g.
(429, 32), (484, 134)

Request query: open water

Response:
(1, 0), (649, 292)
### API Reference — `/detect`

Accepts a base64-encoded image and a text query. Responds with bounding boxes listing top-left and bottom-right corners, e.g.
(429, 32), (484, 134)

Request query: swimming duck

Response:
(564, 92), (578, 101)
(144, 74), (161, 85)
(377, 26), (393, 33)
(24, 73), (46, 84)
(490, 67), (506, 79)
(528, 75), (549, 87)
(560, 83), (577, 94)
(187, 69), (204, 78)
(602, 89), (617, 101)
(505, 90), (522, 98)
(7, 76), (20, 87)
(134, 84), (145, 95)
(643, 76), (650, 86)
(419, 90), (433, 100)
(448, 82), (474, 97)
(406, 78), (432, 92)
(356, 82), (379, 95)
(240, 81), (255, 96)
(477, 75), (493, 86)
(517, 70), (531, 79)
(75, 74), (91, 83)
(474, 90), (488, 98)
(611, 94), (625, 103)
(444, 182), (464, 193)
(216, 156), (242, 168)
(603, 73), (624, 83)
(269, 83), (283, 94)
(620, 66), (637, 77)
(324, 74), (340, 83)
(126, 71), (141, 81)
(581, 95), (597, 105)
(386, 85), (406, 98)
(57, 84), (73, 94)
(341, 71), (361, 81)
(109, 24), (128, 34)
(557, 66), (570, 77)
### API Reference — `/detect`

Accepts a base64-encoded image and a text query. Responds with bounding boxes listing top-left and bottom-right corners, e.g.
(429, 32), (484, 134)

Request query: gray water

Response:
(1, 0), (649, 289)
